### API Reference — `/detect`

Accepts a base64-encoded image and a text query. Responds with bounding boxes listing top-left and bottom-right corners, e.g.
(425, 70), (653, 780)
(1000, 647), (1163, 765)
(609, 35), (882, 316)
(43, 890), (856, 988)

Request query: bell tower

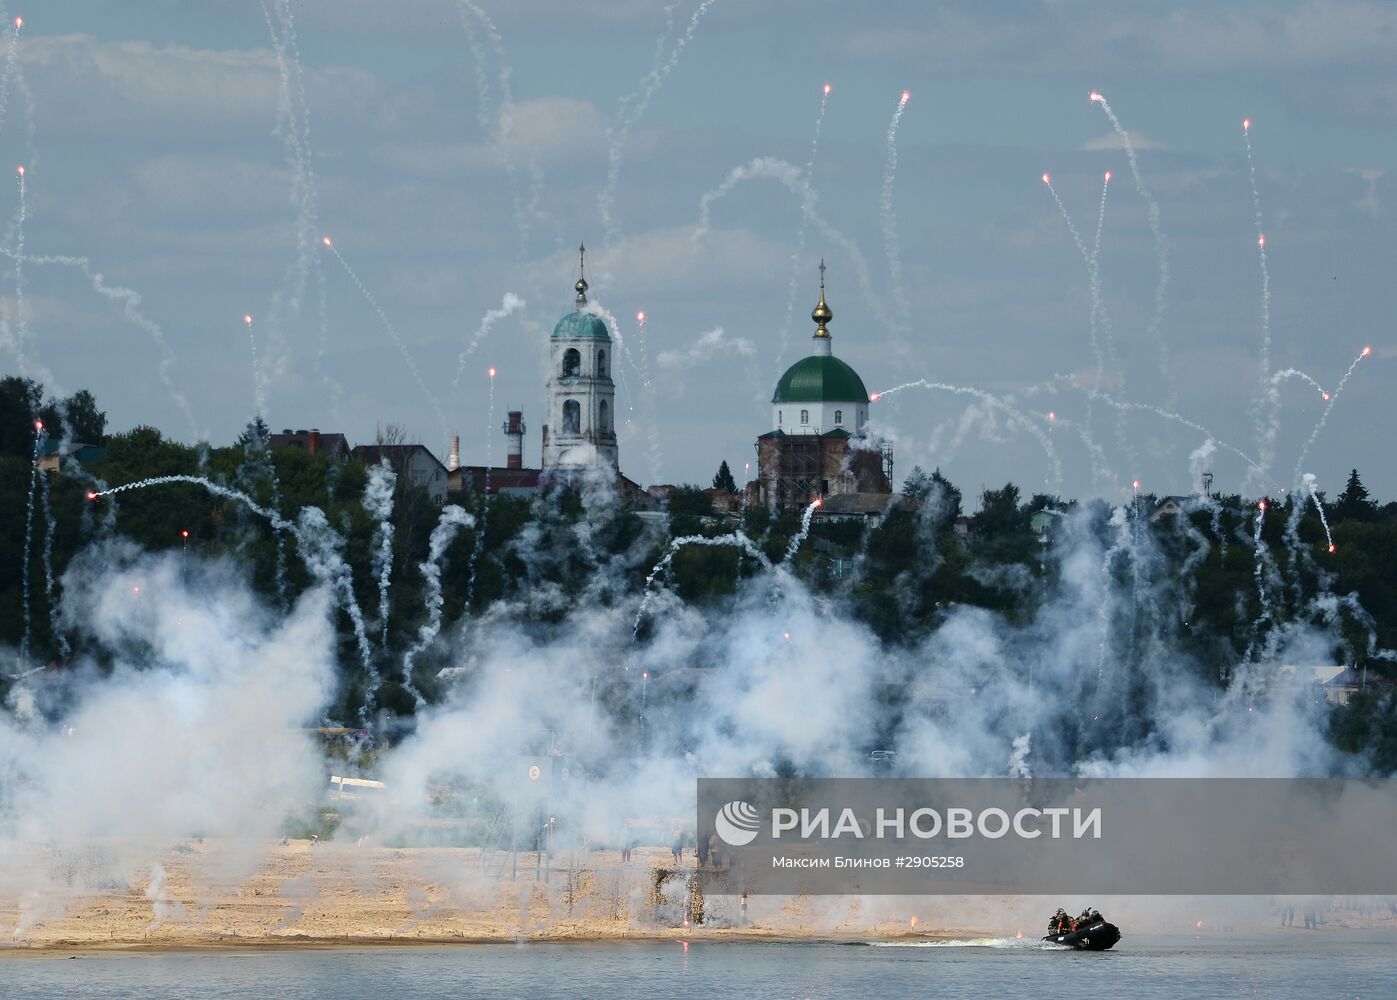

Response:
(542, 243), (618, 470)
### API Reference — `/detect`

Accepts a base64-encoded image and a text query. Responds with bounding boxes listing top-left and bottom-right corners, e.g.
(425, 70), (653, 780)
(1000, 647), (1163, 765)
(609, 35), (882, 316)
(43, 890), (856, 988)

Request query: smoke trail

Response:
(635, 531), (771, 635)
(259, 0), (342, 417)
(401, 506), (476, 709)
(7, 251), (201, 442)
(1007, 733), (1032, 779)
(19, 424), (39, 666)
(1304, 477), (1335, 552)
(244, 314), (264, 418)
(323, 239), (450, 450)
(0, 16), (21, 140)
(451, 293), (525, 396)
(873, 379), (1063, 492)
(599, 0), (717, 263)
(466, 373), (495, 611)
(1043, 172), (1132, 477)
(781, 497), (823, 564)
(1063, 383), (1286, 493)
(1095, 505), (1130, 680)
(880, 91), (911, 328)
(92, 476), (293, 530)
(455, 1), (553, 262)
(772, 84), (832, 382)
(693, 156), (896, 334)
(1244, 499), (1281, 663)
(1291, 346), (1370, 488)
(586, 299), (661, 481)
(38, 460), (66, 660)
(1241, 121), (1276, 482)
(1089, 91), (1174, 406)
(1269, 368), (1327, 397)
(362, 460), (397, 645)
(292, 507), (376, 723)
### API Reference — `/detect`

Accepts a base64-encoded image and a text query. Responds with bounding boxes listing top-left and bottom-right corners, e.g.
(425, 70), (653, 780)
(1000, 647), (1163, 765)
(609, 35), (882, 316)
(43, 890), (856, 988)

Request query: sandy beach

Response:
(1, 839), (991, 951)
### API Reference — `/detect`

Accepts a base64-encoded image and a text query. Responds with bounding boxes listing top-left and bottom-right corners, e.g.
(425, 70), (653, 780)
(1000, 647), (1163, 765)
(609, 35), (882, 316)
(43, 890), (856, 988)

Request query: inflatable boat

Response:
(1043, 920), (1121, 951)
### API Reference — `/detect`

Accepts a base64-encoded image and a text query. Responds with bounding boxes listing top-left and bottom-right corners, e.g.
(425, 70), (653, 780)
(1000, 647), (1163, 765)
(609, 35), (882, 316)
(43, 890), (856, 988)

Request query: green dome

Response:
(772, 354), (869, 404)
(552, 311), (610, 340)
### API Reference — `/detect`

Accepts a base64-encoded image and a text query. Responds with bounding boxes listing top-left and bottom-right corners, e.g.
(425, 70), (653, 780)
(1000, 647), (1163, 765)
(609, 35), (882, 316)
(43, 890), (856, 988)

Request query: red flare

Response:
(488, 367), (496, 378)
(813, 497), (823, 507)
(1258, 500), (1268, 511)
(16, 165), (24, 177)
(243, 314), (253, 326)
(1257, 234), (1265, 248)
(181, 529), (189, 539)
(783, 631), (791, 640)
(86, 491), (98, 501)
(33, 419), (42, 431)
(1089, 91), (1103, 103)
(1041, 172), (1051, 185)
(823, 83), (832, 96)
(1321, 391), (1331, 400)
(636, 310), (646, 323)
(1361, 345), (1372, 357)
(1328, 543), (1337, 553)
(1016, 930), (1024, 939)
(1132, 480), (1140, 491)
(321, 236), (333, 248)
(1242, 118), (1251, 132)
(13, 17), (20, 30)
(900, 90), (910, 103)
(1104, 170), (1112, 182)
(869, 392), (880, 401)
(1047, 411), (1056, 422)
(642, 671), (649, 680)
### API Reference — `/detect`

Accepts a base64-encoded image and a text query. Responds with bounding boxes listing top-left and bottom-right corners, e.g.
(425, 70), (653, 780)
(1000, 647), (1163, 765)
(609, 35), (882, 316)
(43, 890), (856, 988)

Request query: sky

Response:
(2, 0), (1395, 503)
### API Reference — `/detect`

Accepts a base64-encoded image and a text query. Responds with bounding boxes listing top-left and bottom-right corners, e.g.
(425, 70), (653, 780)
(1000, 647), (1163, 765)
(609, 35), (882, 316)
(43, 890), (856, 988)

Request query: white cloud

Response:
(835, 1), (1397, 75)
(19, 34), (386, 137)
(656, 326), (756, 371)
(1080, 130), (1164, 152)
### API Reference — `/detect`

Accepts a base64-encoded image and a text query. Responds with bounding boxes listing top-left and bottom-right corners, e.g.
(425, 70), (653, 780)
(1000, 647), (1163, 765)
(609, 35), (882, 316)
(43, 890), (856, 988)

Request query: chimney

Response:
(503, 411), (525, 470)
(307, 429), (320, 456)
(448, 435), (460, 471)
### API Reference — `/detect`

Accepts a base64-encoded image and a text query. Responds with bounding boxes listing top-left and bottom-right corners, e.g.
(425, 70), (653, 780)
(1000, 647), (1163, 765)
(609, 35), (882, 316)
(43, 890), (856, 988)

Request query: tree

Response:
(901, 466), (931, 500)
(0, 375), (44, 457)
(929, 468), (963, 521)
(1336, 468), (1377, 523)
(235, 416), (271, 450)
(712, 460), (737, 494)
(669, 485), (713, 517)
(975, 482), (1024, 534)
(45, 389), (107, 444)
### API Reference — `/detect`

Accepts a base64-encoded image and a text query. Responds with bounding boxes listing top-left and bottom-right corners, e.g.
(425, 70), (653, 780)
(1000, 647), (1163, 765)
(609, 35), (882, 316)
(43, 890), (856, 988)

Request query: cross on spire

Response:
(811, 258), (833, 337)
(575, 242), (589, 307)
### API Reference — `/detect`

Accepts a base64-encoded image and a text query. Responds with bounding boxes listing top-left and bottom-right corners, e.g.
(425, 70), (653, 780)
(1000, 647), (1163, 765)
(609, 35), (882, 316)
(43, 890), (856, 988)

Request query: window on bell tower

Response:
(561, 348), (581, 378)
(834, 409), (843, 425)
(562, 399), (580, 434)
(597, 349), (607, 378)
(800, 409), (809, 425)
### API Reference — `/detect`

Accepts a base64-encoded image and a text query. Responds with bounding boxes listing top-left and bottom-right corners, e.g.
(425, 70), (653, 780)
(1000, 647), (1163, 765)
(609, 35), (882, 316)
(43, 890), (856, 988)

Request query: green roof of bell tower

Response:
(551, 240), (611, 340)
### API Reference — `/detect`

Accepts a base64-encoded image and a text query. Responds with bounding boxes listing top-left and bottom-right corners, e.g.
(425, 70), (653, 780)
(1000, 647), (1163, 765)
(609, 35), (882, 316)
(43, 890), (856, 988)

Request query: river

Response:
(4, 934), (1393, 998)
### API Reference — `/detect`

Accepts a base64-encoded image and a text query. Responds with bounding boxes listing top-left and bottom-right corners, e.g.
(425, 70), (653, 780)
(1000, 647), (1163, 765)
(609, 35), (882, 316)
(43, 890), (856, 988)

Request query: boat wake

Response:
(866, 937), (1061, 950)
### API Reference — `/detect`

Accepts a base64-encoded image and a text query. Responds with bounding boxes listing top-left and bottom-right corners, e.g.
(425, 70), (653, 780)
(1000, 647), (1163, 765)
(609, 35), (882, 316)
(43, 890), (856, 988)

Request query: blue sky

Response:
(4, 0), (1395, 502)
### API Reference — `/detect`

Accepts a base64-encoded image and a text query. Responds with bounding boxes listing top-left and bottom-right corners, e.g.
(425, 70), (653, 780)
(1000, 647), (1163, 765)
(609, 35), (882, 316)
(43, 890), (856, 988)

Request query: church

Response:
(451, 248), (891, 514)
(753, 262), (891, 511)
